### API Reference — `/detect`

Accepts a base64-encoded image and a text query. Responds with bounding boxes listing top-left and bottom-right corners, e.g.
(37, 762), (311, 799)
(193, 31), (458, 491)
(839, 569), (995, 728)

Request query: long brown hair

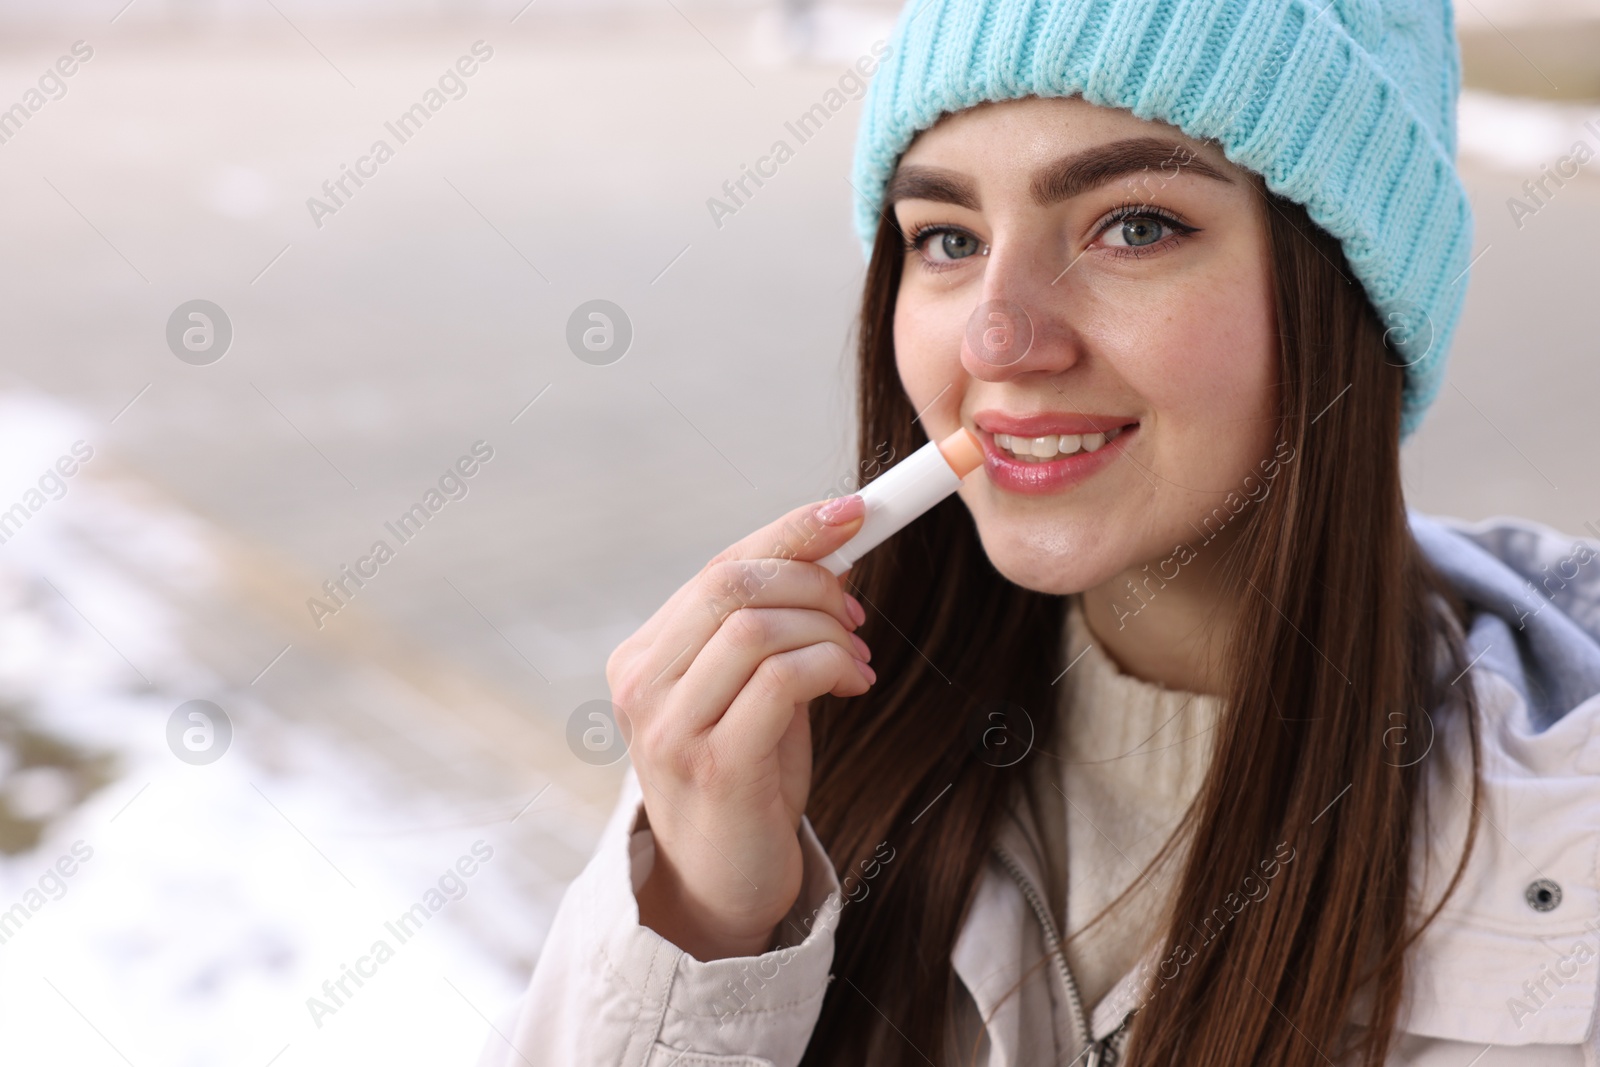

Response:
(799, 184), (1483, 1066)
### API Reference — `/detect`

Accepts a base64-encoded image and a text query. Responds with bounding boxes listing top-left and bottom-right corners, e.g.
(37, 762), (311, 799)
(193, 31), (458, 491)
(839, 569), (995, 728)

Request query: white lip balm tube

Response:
(819, 427), (984, 576)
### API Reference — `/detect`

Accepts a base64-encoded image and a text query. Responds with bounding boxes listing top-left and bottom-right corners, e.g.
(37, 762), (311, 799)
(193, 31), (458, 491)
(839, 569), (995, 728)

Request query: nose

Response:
(958, 238), (1086, 383)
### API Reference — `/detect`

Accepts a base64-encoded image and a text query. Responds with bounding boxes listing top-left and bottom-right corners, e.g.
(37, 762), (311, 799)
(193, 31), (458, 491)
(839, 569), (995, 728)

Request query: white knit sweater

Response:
(1054, 595), (1225, 1012)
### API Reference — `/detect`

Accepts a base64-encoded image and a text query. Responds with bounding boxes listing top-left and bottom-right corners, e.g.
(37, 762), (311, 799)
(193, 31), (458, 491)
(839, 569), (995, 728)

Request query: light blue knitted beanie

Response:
(849, 0), (1473, 437)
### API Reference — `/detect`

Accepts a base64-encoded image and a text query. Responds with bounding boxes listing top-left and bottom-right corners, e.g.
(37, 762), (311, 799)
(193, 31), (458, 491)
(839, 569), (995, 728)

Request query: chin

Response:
(967, 513), (1129, 597)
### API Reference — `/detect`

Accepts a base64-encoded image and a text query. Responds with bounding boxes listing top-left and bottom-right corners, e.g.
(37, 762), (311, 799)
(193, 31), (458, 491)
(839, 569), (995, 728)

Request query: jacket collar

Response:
(949, 740), (1110, 1066)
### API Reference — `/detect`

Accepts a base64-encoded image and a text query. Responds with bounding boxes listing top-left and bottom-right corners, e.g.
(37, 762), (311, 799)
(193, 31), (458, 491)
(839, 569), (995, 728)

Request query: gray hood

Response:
(1411, 510), (1600, 730)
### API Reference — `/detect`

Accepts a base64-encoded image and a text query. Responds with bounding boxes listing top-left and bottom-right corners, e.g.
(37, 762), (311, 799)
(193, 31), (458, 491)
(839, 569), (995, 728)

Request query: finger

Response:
(641, 556), (865, 689)
(709, 493), (867, 568)
(670, 607), (870, 735)
(617, 555), (868, 708)
(631, 495), (866, 649)
(713, 641), (872, 763)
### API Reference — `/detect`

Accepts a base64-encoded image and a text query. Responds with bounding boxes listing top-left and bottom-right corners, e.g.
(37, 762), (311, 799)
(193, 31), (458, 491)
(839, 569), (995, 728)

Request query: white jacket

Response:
(479, 513), (1600, 1065)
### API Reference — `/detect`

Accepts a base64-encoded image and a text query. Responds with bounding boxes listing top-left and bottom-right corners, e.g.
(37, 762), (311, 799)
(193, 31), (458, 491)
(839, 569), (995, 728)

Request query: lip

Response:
(972, 409), (1136, 437)
(969, 410), (1140, 495)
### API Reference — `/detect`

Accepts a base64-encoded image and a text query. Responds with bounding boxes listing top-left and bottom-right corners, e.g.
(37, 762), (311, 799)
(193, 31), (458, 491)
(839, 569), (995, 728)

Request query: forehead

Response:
(898, 95), (1236, 180)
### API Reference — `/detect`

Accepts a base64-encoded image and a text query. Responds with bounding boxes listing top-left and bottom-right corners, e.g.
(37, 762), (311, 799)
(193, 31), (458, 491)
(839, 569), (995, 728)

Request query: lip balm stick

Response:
(819, 427), (984, 577)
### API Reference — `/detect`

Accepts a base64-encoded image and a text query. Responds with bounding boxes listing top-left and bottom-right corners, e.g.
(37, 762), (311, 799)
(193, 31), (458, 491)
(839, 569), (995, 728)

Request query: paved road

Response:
(0, 9), (1595, 731)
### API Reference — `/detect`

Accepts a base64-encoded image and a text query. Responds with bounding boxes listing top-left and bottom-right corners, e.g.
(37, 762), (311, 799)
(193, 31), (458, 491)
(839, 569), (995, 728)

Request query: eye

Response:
(1108, 216), (1168, 247)
(904, 224), (986, 269)
(1094, 206), (1196, 256)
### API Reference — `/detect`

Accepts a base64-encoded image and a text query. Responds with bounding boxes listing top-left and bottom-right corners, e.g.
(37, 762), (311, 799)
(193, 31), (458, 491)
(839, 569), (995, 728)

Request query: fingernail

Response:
(815, 494), (864, 526)
(844, 594), (866, 627)
(850, 633), (872, 662)
(859, 661), (877, 685)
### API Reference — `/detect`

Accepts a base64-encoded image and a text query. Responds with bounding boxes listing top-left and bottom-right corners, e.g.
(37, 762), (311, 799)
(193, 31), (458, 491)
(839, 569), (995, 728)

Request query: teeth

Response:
(993, 425), (1130, 462)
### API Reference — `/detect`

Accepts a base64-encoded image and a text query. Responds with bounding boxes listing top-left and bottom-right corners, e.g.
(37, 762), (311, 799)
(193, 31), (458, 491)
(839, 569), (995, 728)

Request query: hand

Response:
(609, 494), (874, 961)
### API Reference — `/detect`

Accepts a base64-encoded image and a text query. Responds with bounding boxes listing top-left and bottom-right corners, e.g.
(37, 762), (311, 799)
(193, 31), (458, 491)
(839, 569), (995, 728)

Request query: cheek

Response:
(892, 296), (966, 422)
(1113, 280), (1274, 424)
(1097, 261), (1279, 482)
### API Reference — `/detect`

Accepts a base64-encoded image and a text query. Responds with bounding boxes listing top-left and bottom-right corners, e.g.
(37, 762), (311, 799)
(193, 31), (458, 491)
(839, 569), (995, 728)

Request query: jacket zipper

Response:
(992, 843), (1136, 1066)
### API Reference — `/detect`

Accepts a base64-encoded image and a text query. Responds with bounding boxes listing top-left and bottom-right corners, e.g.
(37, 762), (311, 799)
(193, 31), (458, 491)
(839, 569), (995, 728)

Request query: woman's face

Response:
(891, 95), (1278, 597)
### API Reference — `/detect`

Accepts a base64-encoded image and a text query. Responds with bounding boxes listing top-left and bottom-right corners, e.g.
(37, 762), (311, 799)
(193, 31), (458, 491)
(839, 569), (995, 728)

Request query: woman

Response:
(483, 0), (1600, 1063)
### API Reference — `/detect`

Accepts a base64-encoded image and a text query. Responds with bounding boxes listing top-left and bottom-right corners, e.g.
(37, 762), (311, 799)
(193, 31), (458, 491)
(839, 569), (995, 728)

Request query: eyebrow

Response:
(884, 136), (1234, 212)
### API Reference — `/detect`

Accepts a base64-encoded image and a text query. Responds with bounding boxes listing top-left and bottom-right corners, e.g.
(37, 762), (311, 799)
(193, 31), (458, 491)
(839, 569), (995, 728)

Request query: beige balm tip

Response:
(937, 426), (984, 479)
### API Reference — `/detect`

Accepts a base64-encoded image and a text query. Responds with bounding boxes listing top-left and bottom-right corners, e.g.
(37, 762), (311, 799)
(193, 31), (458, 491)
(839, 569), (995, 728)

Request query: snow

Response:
(0, 387), (548, 1067)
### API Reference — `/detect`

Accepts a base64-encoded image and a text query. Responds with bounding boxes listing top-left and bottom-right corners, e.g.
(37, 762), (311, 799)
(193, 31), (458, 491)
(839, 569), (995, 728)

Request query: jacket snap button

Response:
(1526, 879), (1562, 912)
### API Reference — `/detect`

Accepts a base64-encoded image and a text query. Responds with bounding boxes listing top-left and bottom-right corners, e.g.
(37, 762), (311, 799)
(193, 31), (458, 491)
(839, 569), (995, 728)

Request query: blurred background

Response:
(0, 0), (1593, 1063)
